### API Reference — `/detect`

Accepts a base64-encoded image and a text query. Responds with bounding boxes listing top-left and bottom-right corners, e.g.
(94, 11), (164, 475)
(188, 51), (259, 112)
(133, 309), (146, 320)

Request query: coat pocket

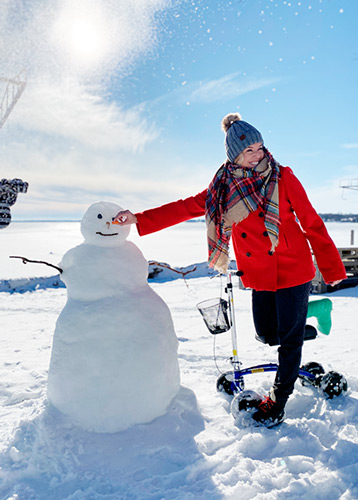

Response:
(277, 230), (289, 251)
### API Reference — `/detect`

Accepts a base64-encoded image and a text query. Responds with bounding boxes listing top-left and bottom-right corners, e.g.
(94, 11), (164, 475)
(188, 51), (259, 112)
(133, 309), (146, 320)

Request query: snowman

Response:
(47, 201), (180, 433)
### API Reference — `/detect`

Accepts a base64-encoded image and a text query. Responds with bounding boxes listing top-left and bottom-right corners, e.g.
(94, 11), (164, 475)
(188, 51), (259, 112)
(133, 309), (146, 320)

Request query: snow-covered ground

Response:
(1, 221), (358, 500)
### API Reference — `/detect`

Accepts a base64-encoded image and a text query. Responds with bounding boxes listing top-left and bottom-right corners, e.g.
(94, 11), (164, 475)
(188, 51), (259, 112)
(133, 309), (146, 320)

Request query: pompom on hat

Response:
(222, 113), (264, 163)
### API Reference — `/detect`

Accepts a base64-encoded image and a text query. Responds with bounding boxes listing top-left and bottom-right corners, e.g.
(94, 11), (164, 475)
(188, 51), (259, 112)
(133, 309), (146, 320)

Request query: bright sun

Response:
(51, 1), (112, 71)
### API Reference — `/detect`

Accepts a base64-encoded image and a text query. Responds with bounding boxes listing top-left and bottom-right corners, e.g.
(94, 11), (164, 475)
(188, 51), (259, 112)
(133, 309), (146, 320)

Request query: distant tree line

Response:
(319, 214), (358, 222)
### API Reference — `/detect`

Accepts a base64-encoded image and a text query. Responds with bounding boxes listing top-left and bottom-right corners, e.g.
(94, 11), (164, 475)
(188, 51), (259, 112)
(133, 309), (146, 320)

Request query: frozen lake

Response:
(1, 220), (358, 280)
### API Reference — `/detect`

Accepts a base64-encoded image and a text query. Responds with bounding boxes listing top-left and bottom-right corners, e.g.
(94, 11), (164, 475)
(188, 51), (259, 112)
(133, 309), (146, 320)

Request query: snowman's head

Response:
(81, 201), (130, 247)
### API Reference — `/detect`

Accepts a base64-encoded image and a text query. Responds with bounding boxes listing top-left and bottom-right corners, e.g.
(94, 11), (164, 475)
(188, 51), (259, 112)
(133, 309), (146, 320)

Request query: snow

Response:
(1, 220), (358, 499)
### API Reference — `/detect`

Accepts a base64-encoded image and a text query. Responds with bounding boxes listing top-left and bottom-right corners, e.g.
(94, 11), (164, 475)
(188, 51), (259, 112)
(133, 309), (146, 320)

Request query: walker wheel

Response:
(299, 361), (325, 387)
(319, 371), (348, 399)
(217, 371), (244, 396)
(231, 390), (263, 420)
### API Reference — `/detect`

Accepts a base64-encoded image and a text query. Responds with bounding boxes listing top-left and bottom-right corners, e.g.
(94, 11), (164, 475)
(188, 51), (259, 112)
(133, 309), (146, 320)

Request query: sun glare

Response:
(51, 1), (112, 71)
(67, 18), (103, 61)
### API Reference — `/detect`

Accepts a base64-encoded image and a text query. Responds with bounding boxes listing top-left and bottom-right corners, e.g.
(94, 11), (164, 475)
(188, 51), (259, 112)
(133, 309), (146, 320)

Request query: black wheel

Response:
(217, 371), (244, 396)
(299, 361), (325, 387)
(231, 390), (262, 420)
(319, 371), (348, 399)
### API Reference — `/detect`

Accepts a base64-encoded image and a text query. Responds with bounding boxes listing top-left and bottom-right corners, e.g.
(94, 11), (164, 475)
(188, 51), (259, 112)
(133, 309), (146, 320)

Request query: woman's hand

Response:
(113, 210), (138, 226)
(327, 280), (342, 287)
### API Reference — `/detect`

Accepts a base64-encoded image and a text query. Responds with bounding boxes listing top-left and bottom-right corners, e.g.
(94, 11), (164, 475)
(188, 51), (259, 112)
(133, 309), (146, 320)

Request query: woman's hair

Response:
(234, 152), (244, 165)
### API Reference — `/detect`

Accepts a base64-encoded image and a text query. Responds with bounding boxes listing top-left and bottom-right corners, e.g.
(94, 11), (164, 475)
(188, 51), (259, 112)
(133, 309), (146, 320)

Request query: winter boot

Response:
(252, 396), (285, 428)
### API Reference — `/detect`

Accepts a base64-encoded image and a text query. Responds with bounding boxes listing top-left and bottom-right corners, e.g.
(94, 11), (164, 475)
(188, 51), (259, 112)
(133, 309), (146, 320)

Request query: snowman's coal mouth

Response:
(96, 232), (119, 237)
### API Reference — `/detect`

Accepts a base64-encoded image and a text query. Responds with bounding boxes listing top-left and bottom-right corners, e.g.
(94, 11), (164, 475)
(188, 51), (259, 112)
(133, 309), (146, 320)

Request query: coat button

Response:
(259, 212), (264, 218)
(241, 232), (247, 238)
(263, 231), (268, 237)
(246, 252), (251, 257)
(237, 270), (244, 277)
(268, 250), (274, 256)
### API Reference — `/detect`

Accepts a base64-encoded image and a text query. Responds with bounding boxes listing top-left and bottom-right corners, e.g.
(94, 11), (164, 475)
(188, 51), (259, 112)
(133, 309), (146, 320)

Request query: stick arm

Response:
(9, 255), (63, 274)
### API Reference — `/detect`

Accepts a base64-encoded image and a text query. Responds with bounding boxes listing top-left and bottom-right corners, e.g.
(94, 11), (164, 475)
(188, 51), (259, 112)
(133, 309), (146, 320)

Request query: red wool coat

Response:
(135, 166), (347, 291)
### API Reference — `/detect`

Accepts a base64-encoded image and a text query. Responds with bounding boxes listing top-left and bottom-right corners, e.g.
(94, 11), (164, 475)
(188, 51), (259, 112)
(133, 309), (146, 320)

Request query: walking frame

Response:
(197, 271), (348, 415)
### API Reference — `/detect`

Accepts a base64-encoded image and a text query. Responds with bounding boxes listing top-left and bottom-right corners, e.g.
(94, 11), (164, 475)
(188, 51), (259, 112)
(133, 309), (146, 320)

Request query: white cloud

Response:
(188, 72), (279, 104)
(11, 169), (206, 220)
(148, 72), (281, 108)
(11, 80), (157, 152)
(342, 143), (358, 149)
(1, 136), (209, 219)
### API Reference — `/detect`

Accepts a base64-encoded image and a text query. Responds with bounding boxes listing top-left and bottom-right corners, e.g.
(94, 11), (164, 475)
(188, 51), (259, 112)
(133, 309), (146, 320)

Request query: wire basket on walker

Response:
(197, 271), (348, 419)
(197, 298), (231, 335)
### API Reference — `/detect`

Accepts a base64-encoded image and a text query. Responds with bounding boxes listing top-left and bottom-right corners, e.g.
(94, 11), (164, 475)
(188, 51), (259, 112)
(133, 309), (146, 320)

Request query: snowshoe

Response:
(217, 371), (244, 396)
(230, 390), (262, 420)
(319, 371), (348, 399)
(299, 361), (325, 387)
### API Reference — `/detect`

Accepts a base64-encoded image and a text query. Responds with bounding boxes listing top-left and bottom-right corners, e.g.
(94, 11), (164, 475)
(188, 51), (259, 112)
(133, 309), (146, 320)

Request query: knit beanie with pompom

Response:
(222, 113), (264, 163)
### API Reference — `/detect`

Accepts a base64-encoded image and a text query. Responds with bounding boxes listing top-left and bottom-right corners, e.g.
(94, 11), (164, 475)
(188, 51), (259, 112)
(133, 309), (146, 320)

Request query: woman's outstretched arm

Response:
(113, 190), (207, 236)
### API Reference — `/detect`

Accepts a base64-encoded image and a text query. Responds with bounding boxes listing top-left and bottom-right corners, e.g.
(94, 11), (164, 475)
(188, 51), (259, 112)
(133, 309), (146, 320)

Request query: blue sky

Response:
(0, 0), (357, 220)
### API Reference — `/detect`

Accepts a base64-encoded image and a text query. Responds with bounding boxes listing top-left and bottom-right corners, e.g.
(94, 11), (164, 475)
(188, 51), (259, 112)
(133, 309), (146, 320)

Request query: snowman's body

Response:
(47, 202), (180, 433)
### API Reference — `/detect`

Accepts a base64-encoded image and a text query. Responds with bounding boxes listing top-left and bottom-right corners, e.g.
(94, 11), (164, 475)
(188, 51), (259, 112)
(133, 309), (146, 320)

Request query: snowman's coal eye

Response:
(97, 214), (103, 219)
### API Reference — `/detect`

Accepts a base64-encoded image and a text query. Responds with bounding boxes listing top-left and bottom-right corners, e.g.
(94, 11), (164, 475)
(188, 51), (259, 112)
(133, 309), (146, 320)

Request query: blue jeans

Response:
(252, 281), (312, 405)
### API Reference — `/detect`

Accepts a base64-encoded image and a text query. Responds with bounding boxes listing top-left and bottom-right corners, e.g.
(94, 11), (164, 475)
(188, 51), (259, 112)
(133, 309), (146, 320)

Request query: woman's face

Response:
(235, 142), (264, 168)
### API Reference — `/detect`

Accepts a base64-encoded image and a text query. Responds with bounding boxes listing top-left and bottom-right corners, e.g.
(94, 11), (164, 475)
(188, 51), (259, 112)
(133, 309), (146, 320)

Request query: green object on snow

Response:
(307, 298), (333, 336)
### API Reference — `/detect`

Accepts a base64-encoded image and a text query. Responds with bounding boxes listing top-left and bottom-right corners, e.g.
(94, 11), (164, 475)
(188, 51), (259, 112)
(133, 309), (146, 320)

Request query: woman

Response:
(114, 113), (346, 427)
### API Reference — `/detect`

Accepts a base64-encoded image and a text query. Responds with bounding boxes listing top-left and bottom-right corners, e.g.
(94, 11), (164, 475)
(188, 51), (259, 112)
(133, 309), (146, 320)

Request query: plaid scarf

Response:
(206, 150), (281, 273)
